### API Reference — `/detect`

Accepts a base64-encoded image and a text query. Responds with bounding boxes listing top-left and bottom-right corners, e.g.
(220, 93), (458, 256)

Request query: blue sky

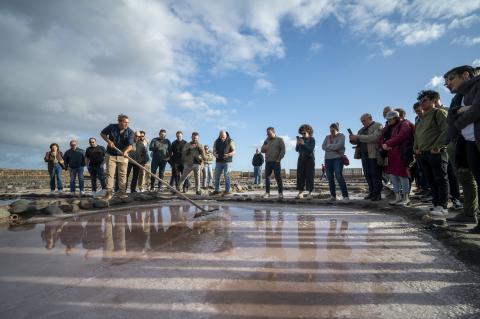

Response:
(0, 0), (479, 171)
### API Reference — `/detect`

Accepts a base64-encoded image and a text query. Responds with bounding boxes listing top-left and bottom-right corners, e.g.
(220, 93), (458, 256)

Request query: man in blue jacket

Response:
(100, 114), (134, 199)
(63, 139), (86, 195)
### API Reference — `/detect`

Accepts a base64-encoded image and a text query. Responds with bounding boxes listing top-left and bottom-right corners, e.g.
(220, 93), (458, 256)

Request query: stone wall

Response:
(0, 167), (364, 192)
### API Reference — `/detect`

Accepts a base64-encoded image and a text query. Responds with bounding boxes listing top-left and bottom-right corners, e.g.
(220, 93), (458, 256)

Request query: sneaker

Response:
(118, 192), (128, 199)
(50, 190), (55, 194)
(196, 190), (202, 196)
(278, 193), (284, 199)
(210, 191), (221, 196)
(222, 191), (232, 197)
(262, 192), (271, 198)
(96, 189), (106, 196)
(328, 196), (337, 201)
(429, 206), (448, 217)
(295, 192), (305, 199)
(79, 191), (85, 195)
(342, 197), (350, 202)
(452, 199), (464, 211)
(305, 193), (313, 199)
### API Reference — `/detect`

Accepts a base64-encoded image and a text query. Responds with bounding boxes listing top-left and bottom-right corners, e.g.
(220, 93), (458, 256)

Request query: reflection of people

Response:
(59, 218), (84, 255)
(82, 215), (105, 259)
(41, 221), (64, 250)
(103, 214), (127, 261)
(149, 208), (167, 250)
(126, 211), (148, 253)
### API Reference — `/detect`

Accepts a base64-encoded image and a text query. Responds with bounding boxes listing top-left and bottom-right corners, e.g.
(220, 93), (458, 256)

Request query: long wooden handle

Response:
(112, 146), (208, 212)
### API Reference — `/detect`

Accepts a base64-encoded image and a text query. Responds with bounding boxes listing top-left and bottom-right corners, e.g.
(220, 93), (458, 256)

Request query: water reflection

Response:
(36, 204), (230, 261)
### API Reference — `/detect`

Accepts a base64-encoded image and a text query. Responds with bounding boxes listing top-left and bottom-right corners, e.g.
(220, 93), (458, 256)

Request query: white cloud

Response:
(473, 58), (480, 67)
(0, 0), (480, 167)
(395, 23), (446, 45)
(279, 135), (298, 151)
(255, 78), (275, 92)
(451, 35), (480, 46)
(309, 42), (323, 54)
(426, 76), (444, 89)
(448, 14), (480, 29)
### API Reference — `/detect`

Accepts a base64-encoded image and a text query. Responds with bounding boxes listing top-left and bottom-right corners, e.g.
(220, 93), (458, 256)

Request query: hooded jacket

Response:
(452, 75), (480, 151)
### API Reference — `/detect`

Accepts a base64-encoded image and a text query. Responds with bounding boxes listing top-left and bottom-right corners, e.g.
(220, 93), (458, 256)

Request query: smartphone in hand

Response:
(347, 128), (353, 135)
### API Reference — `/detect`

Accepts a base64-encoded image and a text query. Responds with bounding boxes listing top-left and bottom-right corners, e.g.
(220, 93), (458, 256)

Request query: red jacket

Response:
(384, 120), (414, 177)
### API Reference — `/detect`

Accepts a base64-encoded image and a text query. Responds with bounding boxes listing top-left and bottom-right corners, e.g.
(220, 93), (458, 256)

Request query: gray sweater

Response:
(261, 136), (286, 162)
(322, 133), (345, 159)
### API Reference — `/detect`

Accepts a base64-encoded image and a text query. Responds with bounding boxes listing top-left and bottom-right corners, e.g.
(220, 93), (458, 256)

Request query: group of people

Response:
(44, 114), (236, 199)
(44, 64), (480, 233)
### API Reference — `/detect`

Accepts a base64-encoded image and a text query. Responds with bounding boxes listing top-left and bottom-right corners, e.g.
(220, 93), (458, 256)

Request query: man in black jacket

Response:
(169, 131), (189, 192)
(252, 148), (264, 185)
(444, 65), (480, 233)
(85, 138), (106, 194)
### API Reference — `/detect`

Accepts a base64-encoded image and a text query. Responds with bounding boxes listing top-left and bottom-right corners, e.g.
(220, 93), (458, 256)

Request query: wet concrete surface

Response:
(0, 203), (479, 319)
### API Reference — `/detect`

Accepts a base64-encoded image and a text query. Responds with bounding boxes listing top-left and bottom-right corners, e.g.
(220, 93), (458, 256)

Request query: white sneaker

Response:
(262, 193), (270, 198)
(429, 206), (448, 218)
(305, 193), (313, 199)
(79, 191), (85, 195)
(96, 189), (106, 196)
(278, 193), (284, 199)
(49, 190), (55, 194)
(328, 196), (337, 201)
(295, 192), (305, 199)
(342, 197), (350, 202)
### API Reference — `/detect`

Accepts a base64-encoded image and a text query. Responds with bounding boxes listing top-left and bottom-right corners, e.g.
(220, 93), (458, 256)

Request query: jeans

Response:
(88, 165), (106, 192)
(417, 151), (449, 208)
(203, 163), (214, 187)
(361, 154), (383, 196)
(390, 174), (410, 195)
(253, 165), (262, 185)
(49, 164), (63, 191)
(151, 158), (168, 190)
(215, 162), (231, 192)
(69, 167), (84, 193)
(466, 141), (480, 210)
(325, 158), (349, 198)
(297, 156), (315, 192)
(265, 161), (283, 194)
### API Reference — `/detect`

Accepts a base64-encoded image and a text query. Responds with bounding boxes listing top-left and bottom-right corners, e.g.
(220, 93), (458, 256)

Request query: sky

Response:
(1, 0), (479, 171)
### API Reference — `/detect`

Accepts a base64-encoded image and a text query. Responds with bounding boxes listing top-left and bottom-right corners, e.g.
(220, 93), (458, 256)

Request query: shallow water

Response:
(0, 203), (479, 318)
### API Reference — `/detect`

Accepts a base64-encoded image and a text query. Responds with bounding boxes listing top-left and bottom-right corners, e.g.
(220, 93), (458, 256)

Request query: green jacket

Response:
(182, 142), (206, 165)
(203, 151), (214, 164)
(414, 108), (448, 152)
(261, 136), (286, 162)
